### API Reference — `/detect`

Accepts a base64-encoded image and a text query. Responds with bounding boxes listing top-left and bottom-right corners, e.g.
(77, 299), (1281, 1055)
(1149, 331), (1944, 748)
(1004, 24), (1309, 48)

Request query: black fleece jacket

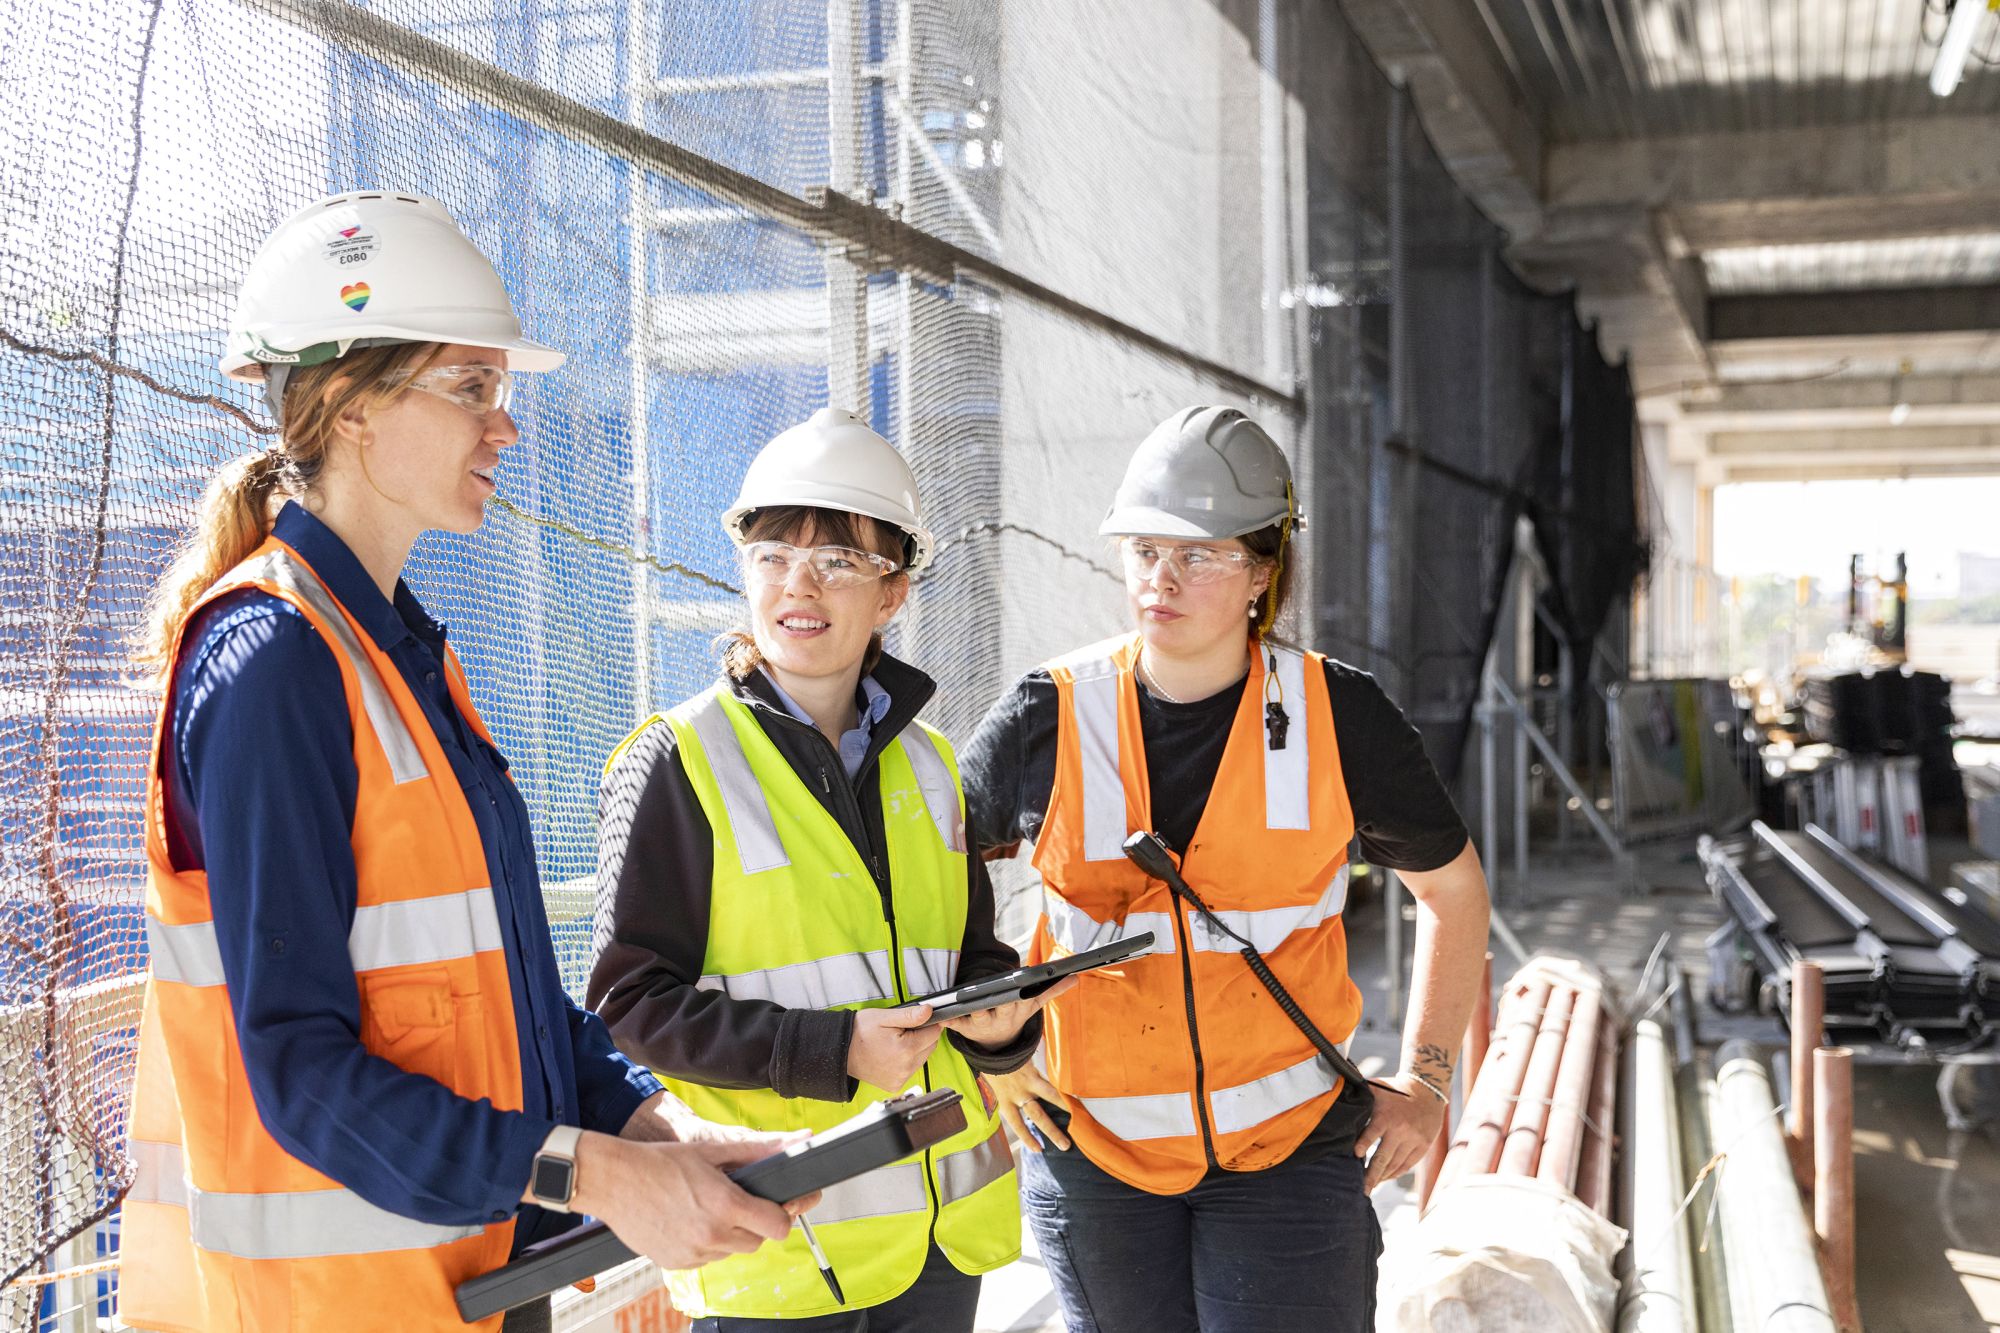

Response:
(587, 652), (1040, 1104)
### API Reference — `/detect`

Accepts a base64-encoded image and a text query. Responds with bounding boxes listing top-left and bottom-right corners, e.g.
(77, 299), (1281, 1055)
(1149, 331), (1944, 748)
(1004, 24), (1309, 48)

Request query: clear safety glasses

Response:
(740, 540), (902, 590)
(383, 363), (516, 417)
(1120, 537), (1259, 587)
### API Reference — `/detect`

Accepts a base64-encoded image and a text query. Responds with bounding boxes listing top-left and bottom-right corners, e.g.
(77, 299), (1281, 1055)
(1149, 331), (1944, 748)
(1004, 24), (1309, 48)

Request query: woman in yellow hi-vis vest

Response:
(590, 408), (1044, 1333)
(120, 192), (808, 1333)
(963, 407), (1493, 1333)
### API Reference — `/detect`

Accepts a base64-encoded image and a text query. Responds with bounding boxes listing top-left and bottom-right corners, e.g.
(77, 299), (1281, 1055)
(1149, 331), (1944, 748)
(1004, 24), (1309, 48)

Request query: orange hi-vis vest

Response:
(1030, 634), (1362, 1195)
(120, 536), (526, 1333)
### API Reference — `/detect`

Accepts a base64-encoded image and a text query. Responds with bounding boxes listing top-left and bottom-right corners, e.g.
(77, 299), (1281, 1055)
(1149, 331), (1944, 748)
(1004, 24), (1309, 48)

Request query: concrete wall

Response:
(1634, 419), (1719, 675)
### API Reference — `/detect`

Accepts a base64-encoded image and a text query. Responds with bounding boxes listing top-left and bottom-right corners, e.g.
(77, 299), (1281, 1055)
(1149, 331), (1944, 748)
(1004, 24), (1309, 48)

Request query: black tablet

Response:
(453, 1089), (966, 1323)
(727, 1087), (965, 1204)
(905, 933), (1156, 1022)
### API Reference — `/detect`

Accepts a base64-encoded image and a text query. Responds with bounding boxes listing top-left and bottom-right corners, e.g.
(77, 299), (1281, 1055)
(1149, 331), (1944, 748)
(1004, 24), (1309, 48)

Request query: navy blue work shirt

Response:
(162, 501), (662, 1248)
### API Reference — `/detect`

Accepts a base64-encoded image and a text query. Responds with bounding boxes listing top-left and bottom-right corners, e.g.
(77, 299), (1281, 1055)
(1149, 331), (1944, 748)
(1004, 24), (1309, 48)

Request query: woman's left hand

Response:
(940, 977), (1078, 1048)
(1354, 1073), (1448, 1193)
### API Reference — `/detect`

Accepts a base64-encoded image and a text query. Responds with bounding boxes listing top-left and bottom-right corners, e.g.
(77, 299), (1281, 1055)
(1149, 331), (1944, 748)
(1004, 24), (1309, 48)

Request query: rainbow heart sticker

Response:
(340, 282), (371, 311)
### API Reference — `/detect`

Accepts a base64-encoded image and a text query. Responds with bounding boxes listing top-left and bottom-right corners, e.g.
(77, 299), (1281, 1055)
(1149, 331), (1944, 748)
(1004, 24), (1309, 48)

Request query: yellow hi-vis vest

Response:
(628, 686), (1020, 1318)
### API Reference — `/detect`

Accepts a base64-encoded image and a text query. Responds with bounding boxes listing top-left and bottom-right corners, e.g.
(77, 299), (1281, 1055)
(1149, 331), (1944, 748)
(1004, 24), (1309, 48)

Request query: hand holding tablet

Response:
(454, 1091), (969, 1323)
(901, 933), (1156, 1022)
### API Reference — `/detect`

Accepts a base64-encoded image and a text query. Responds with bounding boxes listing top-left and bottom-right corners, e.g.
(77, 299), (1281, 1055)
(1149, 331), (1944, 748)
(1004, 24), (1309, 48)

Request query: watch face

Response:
(532, 1153), (576, 1205)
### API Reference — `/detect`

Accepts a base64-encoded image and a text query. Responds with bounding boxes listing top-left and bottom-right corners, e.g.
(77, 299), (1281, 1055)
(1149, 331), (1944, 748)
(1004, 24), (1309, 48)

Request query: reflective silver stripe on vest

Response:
(936, 1125), (1014, 1204)
(1262, 646), (1310, 831)
(901, 947), (960, 997)
(810, 1160), (929, 1225)
(1076, 1088), (1199, 1142)
(1069, 657), (1128, 863)
(1042, 889), (1176, 957)
(128, 1138), (188, 1210)
(146, 916), (226, 988)
(231, 550), (428, 786)
(1208, 1054), (1338, 1137)
(1182, 866), (1349, 955)
(899, 727), (967, 853)
(697, 950), (896, 1010)
(188, 1184), (484, 1260)
(681, 691), (789, 875)
(349, 887), (503, 970)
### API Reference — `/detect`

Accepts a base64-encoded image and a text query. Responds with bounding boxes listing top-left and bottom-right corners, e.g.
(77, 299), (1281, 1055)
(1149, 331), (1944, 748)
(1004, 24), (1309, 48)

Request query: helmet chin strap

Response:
(1256, 479), (1300, 750)
(1253, 479), (1298, 641)
(260, 365), (290, 421)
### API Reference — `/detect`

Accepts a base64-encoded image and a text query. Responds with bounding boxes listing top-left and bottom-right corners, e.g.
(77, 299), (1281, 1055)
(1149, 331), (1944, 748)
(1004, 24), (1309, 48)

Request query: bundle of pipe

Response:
(1711, 1042), (1837, 1331)
(1613, 1018), (1696, 1333)
(1434, 957), (1619, 1207)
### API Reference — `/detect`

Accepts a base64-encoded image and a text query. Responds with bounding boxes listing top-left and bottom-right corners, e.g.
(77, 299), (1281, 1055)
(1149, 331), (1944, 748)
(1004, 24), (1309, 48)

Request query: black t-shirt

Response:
(959, 653), (1470, 1169)
(963, 655), (1468, 870)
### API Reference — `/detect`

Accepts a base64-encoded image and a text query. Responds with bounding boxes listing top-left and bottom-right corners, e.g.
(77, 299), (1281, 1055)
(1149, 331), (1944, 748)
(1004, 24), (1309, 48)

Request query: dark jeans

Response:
(1020, 1115), (1382, 1333)
(690, 1244), (981, 1333)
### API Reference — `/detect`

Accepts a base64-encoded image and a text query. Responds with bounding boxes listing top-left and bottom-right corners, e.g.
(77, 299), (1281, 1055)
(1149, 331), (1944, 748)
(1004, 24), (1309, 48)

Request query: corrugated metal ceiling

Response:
(1704, 234), (2000, 293)
(1477, 0), (2000, 140)
(1712, 348), (2000, 378)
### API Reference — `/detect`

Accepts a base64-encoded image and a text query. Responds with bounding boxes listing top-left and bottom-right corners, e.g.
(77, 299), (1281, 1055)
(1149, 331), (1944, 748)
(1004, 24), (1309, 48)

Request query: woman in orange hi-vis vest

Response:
(961, 407), (1493, 1332)
(119, 192), (811, 1333)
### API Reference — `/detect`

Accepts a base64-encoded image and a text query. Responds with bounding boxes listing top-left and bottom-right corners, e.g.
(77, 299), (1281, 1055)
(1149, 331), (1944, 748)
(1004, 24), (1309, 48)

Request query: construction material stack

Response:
(1385, 952), (1864, 1332)
(1702, 820), (2000, 1050)
(1382, 956), (1628, 1330)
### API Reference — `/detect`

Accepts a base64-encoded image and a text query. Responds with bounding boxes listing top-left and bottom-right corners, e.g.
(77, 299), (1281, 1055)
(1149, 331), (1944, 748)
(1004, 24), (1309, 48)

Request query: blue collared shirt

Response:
(758, 667), (892, 779)
(163, 502), (660, 1245)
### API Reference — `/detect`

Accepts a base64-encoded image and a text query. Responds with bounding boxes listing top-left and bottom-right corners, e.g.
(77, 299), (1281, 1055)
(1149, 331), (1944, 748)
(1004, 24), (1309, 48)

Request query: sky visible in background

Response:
(1713, 477), (2000, 598)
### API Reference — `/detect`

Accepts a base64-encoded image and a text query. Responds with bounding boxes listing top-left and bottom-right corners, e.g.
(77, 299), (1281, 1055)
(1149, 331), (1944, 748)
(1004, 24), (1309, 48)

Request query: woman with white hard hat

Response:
(590, 407), (1047, 1331)
(121, 191), (811, 1333)
(961, 405), (1492, 1331)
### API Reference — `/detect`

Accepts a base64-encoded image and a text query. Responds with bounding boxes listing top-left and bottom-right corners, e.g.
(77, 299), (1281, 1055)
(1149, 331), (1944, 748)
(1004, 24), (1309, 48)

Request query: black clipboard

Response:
(905, 933), (1156, 1022)
(453, 1089), (966, 1323)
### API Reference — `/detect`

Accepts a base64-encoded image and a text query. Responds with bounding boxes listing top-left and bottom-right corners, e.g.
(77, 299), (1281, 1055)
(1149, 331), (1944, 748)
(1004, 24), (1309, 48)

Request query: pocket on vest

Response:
(451, 991), (491, 1094)
(360, 968), (458, 1086)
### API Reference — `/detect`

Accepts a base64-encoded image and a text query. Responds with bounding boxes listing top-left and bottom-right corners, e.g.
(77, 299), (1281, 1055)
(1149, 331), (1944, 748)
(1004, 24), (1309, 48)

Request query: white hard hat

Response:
(721, 408), (936, 571)
(1100, 405), (1303, 540)
(220, 191), (565, 387)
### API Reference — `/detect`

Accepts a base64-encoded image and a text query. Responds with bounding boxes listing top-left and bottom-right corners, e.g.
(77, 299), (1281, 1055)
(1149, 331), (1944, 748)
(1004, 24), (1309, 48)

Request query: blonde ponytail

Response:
(133, 341), (442, 685)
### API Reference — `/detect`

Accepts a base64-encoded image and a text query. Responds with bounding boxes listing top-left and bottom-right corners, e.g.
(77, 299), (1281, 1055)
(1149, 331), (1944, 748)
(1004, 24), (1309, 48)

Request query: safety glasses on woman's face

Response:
(740, 540), (901, 590)
(382, 363), (515, 417)
(1120, 538), (1258, 586)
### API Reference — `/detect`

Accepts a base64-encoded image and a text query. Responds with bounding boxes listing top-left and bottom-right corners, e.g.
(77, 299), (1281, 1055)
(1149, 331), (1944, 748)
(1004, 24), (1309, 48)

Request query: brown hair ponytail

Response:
(133, 341), (442, 684)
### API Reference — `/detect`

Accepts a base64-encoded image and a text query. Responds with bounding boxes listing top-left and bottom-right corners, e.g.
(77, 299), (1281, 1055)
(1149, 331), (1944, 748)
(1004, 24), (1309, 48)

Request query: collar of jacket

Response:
(722, 650), (939, 782)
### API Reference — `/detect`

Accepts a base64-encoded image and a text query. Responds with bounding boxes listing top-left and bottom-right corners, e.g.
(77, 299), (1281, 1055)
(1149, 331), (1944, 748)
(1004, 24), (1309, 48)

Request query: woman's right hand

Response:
(571, 1132), (802, 1272)
(846, 1004), (942, 1092)
(986, 1064), (1072, 1152)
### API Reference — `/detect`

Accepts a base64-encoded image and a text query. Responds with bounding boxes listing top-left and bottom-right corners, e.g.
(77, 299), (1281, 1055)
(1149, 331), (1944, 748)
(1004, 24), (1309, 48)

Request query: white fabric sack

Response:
(1378, 1175), (1628, 1333)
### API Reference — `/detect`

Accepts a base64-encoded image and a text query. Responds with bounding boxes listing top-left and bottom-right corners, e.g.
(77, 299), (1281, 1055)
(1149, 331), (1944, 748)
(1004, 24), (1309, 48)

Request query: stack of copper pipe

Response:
(1422, 958), (1619, 1214)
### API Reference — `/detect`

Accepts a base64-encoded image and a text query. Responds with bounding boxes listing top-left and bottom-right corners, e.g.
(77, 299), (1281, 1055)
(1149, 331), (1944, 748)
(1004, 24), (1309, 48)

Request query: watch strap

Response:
(530, 1124), (584, 1212)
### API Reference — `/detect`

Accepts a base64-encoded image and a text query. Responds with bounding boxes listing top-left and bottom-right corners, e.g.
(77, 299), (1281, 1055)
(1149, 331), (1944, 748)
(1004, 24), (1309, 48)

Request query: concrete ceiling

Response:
(1338, 0), (2000, 484)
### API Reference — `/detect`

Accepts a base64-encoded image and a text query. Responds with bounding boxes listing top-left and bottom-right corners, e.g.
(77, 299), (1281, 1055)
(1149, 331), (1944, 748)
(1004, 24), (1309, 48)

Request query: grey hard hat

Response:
(1099, 406), (1303, 539)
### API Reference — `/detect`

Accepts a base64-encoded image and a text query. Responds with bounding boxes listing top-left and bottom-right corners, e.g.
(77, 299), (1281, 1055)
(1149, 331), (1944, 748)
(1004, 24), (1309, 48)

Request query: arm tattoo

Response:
(1409, 1042), (1456, 1085)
